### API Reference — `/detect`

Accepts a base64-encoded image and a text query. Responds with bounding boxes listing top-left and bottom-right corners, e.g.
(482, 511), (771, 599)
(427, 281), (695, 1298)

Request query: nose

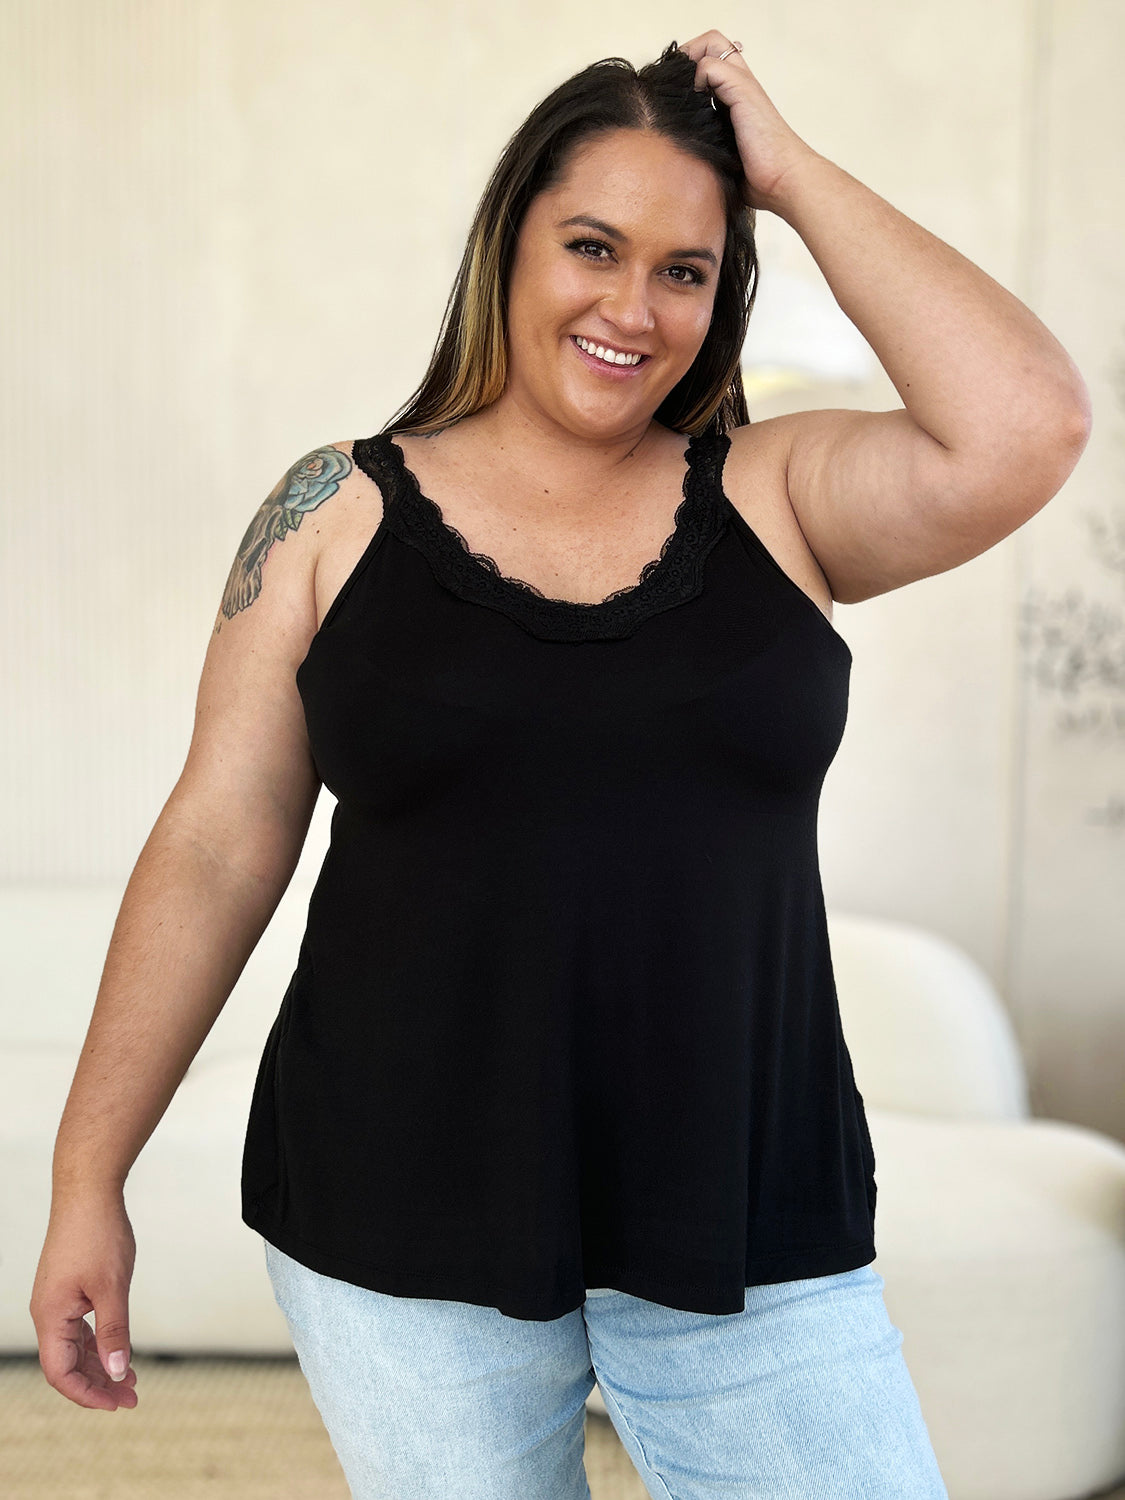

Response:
(600, 268), (657, 338)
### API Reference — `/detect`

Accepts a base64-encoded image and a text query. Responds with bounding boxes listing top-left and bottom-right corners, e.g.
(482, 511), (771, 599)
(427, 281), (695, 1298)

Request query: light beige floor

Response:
(1, 1355), (1123, 1499)
(0, 1355), (648, 1499)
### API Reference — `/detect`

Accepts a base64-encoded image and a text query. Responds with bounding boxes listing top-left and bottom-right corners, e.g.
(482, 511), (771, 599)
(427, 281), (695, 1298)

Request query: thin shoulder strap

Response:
(350, 431), (408, 518)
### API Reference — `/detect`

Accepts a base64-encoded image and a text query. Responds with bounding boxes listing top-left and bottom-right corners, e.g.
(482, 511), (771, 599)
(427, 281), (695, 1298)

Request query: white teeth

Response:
(576, 336), (643, 366)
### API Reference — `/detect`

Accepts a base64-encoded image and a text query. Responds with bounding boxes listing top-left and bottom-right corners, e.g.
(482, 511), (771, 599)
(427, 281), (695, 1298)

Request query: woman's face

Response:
(503, 128), (727, 443)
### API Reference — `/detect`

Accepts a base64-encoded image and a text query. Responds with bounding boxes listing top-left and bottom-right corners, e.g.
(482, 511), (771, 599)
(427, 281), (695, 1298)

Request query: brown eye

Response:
(566, 238), (611, 259)
(564, 238), (707, 287)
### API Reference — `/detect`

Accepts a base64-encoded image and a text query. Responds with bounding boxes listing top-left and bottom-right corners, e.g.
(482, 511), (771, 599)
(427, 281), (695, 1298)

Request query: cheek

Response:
(671, 299), (715, 355)
(692, 286), (719, 331)
(509, 260), (585, 340)
(542, 259), (593, 311)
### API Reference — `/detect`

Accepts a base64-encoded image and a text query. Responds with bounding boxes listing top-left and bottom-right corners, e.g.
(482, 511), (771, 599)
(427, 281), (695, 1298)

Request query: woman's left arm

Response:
(681, 30), (1093, 605)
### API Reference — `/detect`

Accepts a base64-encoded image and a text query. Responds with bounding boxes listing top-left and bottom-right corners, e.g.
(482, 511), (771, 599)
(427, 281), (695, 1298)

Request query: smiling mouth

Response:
(570, 335), (651, 369)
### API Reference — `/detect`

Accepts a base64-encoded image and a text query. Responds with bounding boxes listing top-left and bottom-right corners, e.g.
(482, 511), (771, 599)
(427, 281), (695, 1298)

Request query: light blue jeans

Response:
(264, 1239), (949, 1499)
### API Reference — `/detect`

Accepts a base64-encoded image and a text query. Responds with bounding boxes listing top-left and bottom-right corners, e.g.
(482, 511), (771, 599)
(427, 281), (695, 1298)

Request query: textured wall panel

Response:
(1, 1), (1117, 1139)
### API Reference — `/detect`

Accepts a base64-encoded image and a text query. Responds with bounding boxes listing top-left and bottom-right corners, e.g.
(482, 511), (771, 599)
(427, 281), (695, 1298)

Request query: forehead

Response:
(532, 129), (726, 244)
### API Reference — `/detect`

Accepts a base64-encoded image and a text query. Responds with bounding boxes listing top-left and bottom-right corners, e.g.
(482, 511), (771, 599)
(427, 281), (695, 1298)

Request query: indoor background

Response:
(1, 1), (1122, 1496)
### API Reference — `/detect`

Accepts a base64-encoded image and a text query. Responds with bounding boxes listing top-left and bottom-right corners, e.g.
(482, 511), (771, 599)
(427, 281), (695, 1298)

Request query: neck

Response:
(466, 397), (660, 476)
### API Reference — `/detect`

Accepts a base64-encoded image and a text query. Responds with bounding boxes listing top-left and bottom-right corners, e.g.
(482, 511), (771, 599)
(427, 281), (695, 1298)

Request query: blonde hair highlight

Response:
(382, 43), (757, 440)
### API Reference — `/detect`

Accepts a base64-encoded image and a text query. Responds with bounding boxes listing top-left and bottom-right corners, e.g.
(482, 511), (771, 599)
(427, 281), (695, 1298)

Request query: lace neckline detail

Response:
(355, 428), (731, 642)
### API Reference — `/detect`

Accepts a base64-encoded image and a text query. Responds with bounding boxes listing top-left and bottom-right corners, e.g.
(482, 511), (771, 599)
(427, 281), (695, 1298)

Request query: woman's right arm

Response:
(28, 441), (353, 1412)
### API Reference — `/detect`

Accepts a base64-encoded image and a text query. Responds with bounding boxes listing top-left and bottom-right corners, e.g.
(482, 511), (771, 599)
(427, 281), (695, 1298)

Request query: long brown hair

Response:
(383, 41), (757, 440)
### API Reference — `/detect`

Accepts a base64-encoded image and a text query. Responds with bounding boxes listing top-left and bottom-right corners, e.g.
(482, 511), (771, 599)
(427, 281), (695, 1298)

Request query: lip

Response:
(570, 335), (651, 380)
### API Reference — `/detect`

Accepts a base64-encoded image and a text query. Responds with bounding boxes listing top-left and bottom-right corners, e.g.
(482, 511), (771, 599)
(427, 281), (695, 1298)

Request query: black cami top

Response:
(240, 426), (878, 1321)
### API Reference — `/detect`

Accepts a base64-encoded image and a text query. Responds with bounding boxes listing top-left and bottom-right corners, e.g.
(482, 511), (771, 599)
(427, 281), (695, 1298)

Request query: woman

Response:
(31, 30), (1088, 1499)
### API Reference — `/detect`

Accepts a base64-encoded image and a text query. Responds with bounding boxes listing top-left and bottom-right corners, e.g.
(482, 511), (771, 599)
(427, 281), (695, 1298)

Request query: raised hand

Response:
(677, 30), (819, 214)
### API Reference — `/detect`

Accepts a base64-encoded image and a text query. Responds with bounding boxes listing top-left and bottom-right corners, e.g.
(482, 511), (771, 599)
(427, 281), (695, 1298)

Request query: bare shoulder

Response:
(176, 438), (365, 878)
(292, 438), (389, 631)
(213, 435), (384, 640)
(212, 441), (354, 633)
(722, 418), (835, 624)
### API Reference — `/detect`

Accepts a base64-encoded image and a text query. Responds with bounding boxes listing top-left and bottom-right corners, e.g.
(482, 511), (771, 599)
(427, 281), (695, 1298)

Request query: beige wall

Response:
(3, 1), (1122, 1140)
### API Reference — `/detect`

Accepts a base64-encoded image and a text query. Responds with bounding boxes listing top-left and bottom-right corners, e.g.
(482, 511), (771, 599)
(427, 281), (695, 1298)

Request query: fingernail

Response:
(108, 1350), (128, 1380)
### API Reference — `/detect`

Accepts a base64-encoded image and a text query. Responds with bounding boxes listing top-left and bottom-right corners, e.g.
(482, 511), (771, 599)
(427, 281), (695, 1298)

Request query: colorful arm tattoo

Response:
(217, 445), (353, 629)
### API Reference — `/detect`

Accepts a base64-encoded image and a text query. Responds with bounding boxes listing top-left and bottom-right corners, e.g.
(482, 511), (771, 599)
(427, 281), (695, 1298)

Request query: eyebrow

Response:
(555, 215), (719, 269)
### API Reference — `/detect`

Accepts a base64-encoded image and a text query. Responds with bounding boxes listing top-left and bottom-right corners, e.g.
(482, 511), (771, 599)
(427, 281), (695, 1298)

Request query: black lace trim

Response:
(351, 428), (732, 642)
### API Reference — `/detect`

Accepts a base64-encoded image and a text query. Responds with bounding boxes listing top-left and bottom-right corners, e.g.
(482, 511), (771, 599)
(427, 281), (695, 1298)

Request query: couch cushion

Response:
(828, 912), (1029, 1119)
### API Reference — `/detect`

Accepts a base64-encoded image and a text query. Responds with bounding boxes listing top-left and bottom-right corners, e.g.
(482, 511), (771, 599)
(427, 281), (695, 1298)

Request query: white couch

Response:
(3, 884), (1124, 1500)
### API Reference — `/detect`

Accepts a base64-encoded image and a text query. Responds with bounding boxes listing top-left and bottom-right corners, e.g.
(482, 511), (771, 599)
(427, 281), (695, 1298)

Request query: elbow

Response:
(1034, 373), (1094, 471)
(942, 381), (1093, 529)
(1065, 397), (1093, 456)
(1044, 348), (1094, 447)
(1055, 375), (1093, 455)
(1064, 363), (1094, 443)
(1046, 379), (1094, 482)
(1037, 400), (1093, 504)
(996, 402), (1093, 518)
